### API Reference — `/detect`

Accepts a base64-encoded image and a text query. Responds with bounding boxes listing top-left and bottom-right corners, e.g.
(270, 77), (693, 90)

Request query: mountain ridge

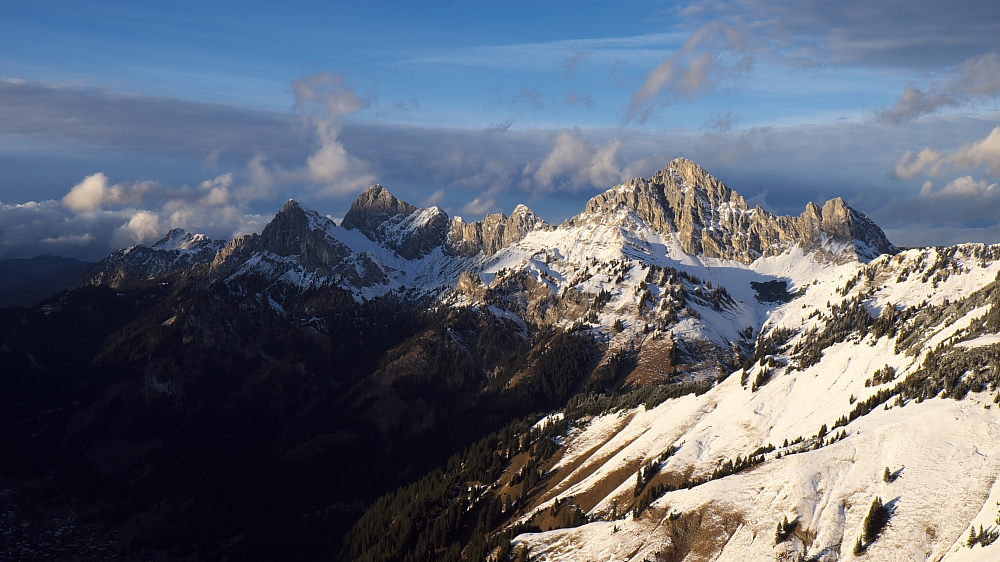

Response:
(77, 158), (897, 295)
(570, 157), (895, 264)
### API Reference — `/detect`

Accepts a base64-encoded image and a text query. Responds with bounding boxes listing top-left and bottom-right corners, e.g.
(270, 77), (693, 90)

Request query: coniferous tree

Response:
(862, 496), (889, 544)
(775, 516), (798, 544)
(853, 536), (866, 555)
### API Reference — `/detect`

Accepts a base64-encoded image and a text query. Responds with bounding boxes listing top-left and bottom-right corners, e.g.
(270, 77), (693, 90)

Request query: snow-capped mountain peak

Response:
(150, 228), (216, 252)
(570, 158), (896, 264)
(340, 184), (450, 260)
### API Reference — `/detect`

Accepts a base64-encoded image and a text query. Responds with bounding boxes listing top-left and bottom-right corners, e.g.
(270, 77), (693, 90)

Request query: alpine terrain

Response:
(2, 158), (999, 562)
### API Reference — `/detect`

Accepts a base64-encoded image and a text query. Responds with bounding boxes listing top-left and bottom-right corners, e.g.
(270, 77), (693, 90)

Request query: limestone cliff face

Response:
(572, 158), (896, 263)
(207, 200), (389, 288)
(446, 204), (552, 258)
(341, 185), (449, 260)
(258, 200), (351, 267)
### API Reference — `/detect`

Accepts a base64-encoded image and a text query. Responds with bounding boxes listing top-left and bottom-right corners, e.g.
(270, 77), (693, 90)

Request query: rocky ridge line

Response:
(76, 158), (898, 292)
(572, 157), (897, 263)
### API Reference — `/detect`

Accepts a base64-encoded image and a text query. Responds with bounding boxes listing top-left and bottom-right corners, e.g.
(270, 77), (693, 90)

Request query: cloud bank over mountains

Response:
(2, 77), (999, 259)
(3, 80), (997, 259)
(2, 1), (1000, 259)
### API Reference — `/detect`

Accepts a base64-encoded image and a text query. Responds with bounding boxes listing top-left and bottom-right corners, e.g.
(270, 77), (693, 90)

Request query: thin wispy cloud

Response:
(681, 0), (1000, 69)
(625, 23), (752, 124)
(875, 53), (1000, 125)
(563, 51), (591, 78)
(0, 80), (300, 160)
(399, 33), (688, 71)
(566, 93), (595, 109)
(508, 88), (544, 111)
(703, 110), (738, 132)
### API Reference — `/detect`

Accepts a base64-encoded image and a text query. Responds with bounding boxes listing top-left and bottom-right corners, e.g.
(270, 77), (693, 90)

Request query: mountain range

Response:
(0, 255), (93, 307)
(2, 158), (997, 562)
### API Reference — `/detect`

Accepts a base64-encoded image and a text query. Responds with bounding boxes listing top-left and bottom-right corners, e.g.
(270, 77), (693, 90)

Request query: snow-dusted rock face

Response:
(151, 228), (218, 252)
(78, 159), (904, 380)
(447, 205), (552, 257)
(571, 158), (896, 264)
(256, 200), (350, 267)
(80, 158), (898, 301)
(341, 184), (450, 260)
(77, 229), (225, 289)
(206, 200), (396, 292)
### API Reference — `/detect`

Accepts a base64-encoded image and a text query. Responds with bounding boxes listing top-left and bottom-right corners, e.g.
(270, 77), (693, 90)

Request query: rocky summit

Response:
(9, 158), (1000, 562)
(572, 158), (896, 263)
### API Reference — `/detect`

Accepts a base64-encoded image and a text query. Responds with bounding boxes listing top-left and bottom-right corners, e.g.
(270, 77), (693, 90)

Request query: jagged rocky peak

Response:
(446, 204), (552, 258)
(797, 196), (898, 261)
(255, 199), (346, 267)
(509, 204), (547, 234)
(341, 185), (417, 233)
(260, 200), (333, 242)
(342, 185), (449, 260)
(576, 157), (896, 263)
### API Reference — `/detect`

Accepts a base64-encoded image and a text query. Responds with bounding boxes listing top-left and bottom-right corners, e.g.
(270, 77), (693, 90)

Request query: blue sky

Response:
(2, 0), (1000, 259)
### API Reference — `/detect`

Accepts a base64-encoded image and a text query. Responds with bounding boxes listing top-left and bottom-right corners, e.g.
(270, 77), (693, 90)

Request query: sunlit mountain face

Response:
(4, 3), (1000, 561)
(5, 159), (1000, 561)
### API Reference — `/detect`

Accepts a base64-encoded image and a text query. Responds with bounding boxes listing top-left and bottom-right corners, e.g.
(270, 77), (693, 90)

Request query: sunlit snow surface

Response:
(188, 197), (1000, 560)
(323, 223), (476, 299)
(508, 244), (1000, 562)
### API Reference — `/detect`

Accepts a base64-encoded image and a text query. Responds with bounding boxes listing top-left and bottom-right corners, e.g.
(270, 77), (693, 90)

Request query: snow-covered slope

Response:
(505, 244), (1000, 561)
(70, 158), (1000, 560)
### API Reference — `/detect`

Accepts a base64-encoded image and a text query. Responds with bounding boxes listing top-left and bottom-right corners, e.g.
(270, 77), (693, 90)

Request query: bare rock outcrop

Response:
(446, 204), (552, 258)
(257, 200), (351, 267)
(342, 185), (449, 259)
(571, 157), (896, 263)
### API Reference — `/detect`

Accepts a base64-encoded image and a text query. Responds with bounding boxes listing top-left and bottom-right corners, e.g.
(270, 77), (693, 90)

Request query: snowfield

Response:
(509, 244), (1000, 561)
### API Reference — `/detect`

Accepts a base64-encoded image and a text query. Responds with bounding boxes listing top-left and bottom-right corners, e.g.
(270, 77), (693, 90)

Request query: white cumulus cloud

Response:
(113, 210), (162, 247)
(2, 171), (269, 260)
(894, 126), (1000, 179)
(920, 176), (998, 199)
(290, 72), (377, 196)
(62, 172), (110, 212)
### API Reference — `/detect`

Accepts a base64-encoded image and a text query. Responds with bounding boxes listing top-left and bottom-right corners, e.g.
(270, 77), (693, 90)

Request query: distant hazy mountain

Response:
(0, 254), (93, 307)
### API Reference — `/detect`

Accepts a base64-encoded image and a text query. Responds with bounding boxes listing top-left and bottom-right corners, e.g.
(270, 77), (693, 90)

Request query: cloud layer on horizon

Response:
(2, 70), (1000, 261)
